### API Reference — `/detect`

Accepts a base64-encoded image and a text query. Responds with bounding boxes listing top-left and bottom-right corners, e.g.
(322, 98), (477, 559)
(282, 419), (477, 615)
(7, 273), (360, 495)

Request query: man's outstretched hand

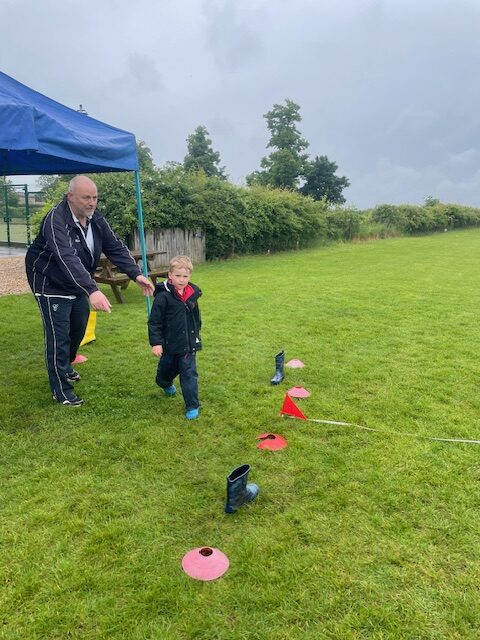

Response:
(89, 290), (112, 312)
(135, 275), (155, 296)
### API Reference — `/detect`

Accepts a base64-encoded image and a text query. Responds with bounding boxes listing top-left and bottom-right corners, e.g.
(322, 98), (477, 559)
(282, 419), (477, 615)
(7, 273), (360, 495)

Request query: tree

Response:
(183, 126), (226, 179)
(300, 155), (350, 204)
(36, 142), (156, 197)
(136, 140), (156, 173)
(247, 99), (309, 189)
(2, 178), (20, 208)
(36, 174), (65, 193)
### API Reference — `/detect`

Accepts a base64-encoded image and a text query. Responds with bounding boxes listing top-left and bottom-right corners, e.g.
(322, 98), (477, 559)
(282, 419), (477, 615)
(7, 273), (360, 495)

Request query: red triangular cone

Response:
(280, 393), (307, 420)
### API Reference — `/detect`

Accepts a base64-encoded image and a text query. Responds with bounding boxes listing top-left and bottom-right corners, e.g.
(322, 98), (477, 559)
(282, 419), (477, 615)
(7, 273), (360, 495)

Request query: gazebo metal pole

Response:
(134, 171), (151, 314)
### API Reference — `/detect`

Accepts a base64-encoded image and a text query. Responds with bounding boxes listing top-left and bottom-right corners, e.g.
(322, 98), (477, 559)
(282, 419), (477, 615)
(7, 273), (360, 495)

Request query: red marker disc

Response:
(256, 433), (288, 450)
(182, 547), (229, 581)
(287, 386), (310, 398)
(71, 354), (88, 364)
(286, 359), (305, 368)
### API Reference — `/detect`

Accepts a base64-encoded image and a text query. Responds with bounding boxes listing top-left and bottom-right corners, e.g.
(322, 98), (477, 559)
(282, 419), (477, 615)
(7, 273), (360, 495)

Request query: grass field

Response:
(1, 229), (480, 639)
(0, 220), (30, 245)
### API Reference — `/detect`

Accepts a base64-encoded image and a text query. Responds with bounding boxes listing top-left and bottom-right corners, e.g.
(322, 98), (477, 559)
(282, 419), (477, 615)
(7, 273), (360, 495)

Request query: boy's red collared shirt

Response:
(172, 282), (195, 303)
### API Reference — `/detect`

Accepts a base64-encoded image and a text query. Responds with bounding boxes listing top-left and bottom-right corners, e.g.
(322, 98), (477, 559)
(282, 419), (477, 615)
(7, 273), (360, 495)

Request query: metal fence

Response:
(0, 183), (45, 247)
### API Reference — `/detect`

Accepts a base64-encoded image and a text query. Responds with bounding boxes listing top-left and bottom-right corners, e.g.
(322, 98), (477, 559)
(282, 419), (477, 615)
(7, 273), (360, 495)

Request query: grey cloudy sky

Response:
(2, 0), (480, 208)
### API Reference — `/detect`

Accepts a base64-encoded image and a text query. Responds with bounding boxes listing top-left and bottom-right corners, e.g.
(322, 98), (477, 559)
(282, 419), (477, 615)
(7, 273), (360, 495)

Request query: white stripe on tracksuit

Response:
(35, 295), (69, 401)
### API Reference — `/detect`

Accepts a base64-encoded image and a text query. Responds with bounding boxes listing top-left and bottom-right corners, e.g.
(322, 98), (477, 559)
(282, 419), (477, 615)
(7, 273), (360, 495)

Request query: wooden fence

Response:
(129, 227), (206, 268)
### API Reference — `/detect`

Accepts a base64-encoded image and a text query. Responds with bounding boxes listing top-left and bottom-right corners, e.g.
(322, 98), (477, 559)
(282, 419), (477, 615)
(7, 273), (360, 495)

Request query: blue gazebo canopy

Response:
(0, 70), (138, 176)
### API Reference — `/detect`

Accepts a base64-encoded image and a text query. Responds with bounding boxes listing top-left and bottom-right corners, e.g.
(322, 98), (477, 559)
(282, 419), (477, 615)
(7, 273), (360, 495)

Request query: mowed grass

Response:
(0, 220), (30, 245)
(1, 229), (480, 639)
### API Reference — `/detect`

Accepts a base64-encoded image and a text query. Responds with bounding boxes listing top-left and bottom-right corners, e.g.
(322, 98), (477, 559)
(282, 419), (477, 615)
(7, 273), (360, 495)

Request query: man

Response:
(26, 175), (154, 406)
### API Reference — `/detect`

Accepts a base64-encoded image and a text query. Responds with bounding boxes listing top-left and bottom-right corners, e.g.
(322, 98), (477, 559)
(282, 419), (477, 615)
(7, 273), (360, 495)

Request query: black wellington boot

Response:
(270, 350), (285, 385)
(225, 464), (259, 514)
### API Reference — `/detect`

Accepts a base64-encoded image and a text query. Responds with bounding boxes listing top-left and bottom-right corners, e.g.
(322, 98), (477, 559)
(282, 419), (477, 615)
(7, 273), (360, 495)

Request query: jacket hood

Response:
(153, 280), (173, 297)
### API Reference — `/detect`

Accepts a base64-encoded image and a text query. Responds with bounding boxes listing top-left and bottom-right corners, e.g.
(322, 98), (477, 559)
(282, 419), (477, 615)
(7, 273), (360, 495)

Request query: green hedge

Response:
(34, 170), (480, 260)
(371, 201), (480, 233)
(33, 168), (342, 260)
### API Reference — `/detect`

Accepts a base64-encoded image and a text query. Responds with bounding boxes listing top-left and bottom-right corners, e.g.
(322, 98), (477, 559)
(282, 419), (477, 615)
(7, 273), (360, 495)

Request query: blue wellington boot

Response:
(270, 350), (285, 385)
(225, 464), (259, 514)
(163, 384), (176, 396)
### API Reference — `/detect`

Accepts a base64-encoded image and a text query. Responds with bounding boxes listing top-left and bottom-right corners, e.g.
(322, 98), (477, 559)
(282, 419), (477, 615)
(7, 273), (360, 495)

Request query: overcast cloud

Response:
(2, 0), (480, 208)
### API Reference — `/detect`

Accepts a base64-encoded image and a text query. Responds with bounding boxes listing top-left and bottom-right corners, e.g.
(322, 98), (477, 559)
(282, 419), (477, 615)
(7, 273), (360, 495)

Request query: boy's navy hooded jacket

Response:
(25, 196), (141, 297)
(148, 281), (202, 355)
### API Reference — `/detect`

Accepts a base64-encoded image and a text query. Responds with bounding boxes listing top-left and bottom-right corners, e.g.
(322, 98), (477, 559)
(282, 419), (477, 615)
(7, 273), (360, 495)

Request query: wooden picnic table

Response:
(94, 249), (168, 303)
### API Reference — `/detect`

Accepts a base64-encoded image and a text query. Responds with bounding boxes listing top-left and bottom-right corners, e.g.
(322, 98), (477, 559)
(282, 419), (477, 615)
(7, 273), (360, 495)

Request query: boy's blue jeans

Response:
(156, 352), (199, 411)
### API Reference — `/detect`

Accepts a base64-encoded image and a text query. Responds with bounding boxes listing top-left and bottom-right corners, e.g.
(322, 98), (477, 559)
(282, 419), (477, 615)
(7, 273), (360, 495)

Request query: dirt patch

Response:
(0, 256), (30, 296)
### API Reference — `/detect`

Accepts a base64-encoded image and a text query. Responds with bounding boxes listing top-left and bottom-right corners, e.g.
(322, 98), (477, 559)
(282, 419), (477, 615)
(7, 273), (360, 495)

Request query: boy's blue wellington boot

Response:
(225, 464), (259, 514)
(163, 385), (176, 396)
(270, 350), (285, 385)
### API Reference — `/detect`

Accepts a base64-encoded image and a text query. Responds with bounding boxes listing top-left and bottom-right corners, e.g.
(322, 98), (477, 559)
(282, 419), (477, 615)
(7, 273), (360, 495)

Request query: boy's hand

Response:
(152, 345), (163, 357)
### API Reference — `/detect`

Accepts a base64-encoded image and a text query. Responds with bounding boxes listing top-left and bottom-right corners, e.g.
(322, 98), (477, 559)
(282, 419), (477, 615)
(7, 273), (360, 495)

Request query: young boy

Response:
(148, 255), (202, 420)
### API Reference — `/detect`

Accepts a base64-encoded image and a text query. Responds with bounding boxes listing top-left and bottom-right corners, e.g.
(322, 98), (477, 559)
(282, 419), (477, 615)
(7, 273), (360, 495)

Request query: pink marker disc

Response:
(72, 354), (88, 364)
(287, 386), (310, 398)
(182, 547), (229, 581)
(286, 359), (305, 368)
(256, 433), (288, 450)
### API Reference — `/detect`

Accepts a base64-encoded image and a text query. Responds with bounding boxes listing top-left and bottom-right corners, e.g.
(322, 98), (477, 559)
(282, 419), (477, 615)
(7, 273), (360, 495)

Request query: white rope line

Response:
(283, 416), (480, 445)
